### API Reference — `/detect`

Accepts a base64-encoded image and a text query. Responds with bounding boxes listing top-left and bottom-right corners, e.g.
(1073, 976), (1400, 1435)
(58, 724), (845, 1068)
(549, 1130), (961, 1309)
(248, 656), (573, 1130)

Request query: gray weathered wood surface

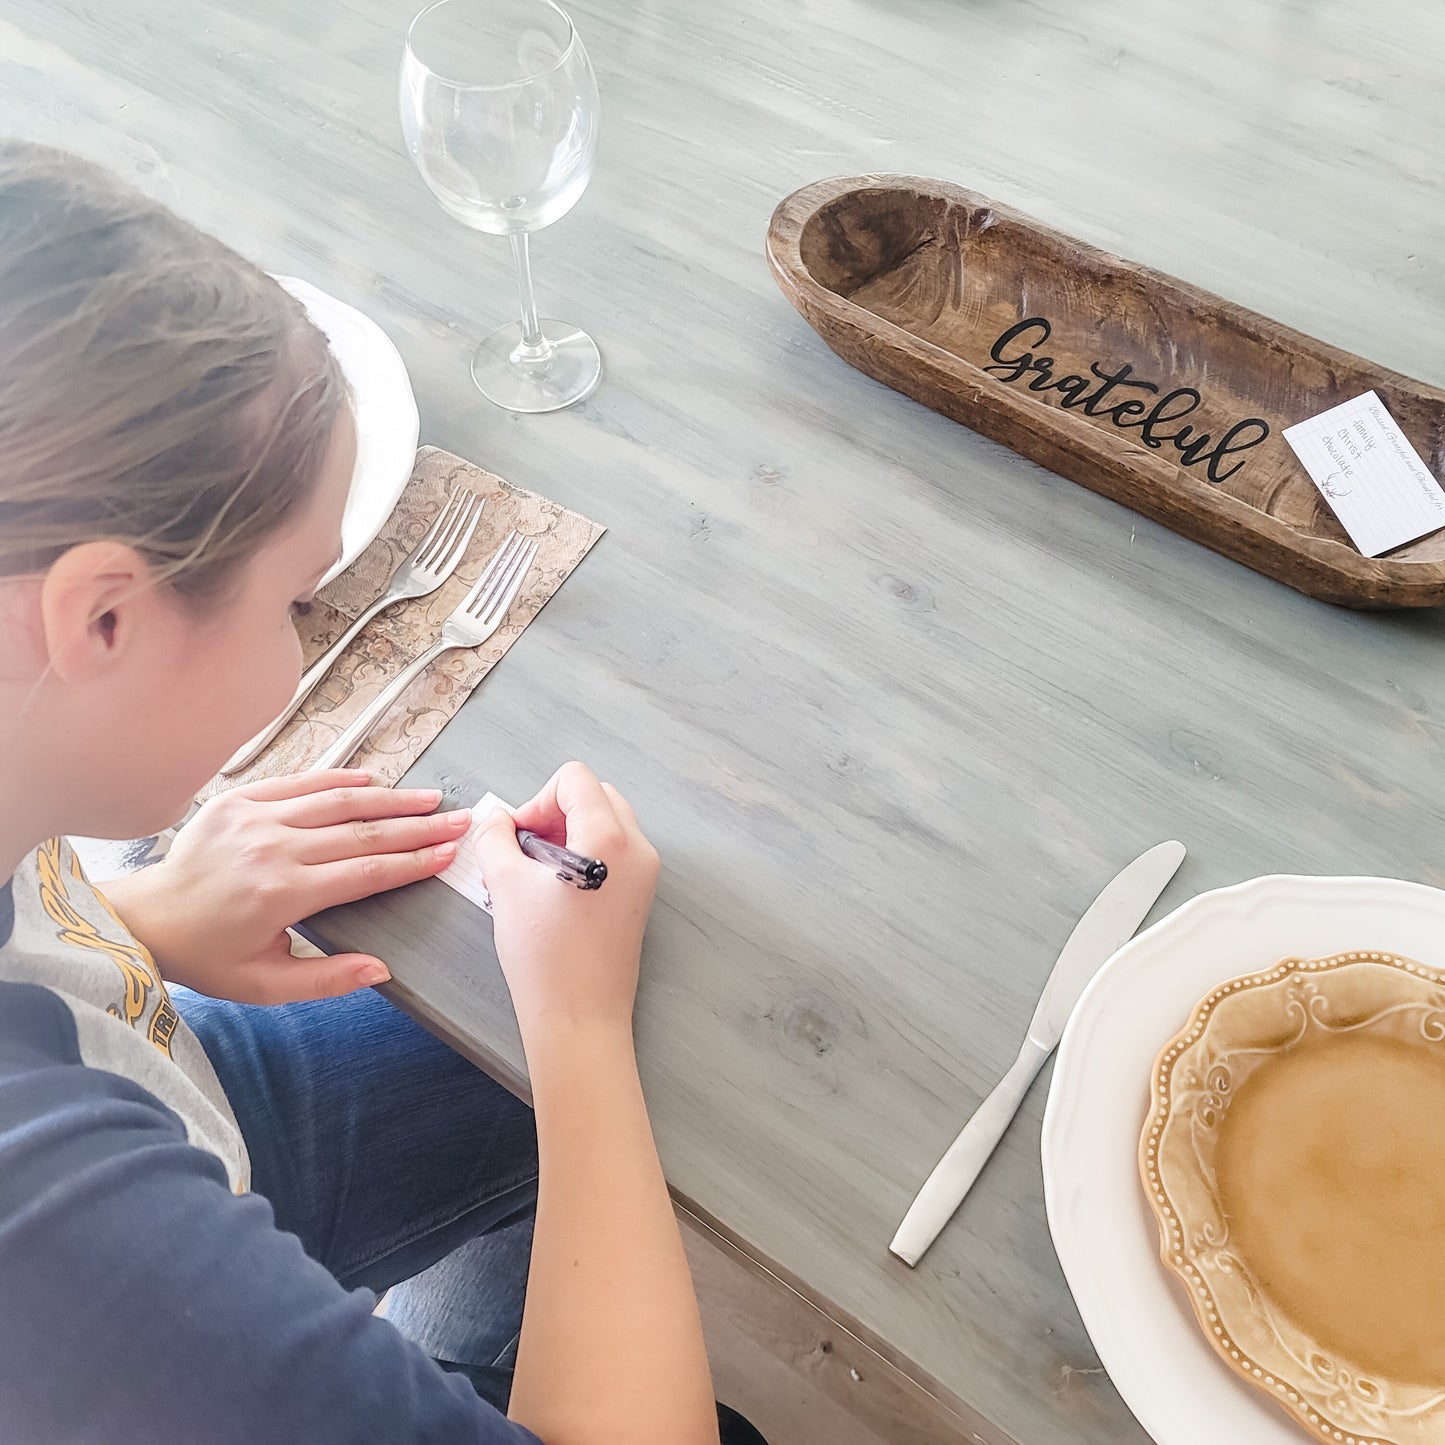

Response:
(9, 2), (1445, 1440)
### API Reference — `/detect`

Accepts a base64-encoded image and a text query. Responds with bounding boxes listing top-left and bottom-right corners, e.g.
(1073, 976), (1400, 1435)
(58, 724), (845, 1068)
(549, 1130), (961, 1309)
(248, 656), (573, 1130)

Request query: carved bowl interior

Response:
(788, 179), (1445, 558)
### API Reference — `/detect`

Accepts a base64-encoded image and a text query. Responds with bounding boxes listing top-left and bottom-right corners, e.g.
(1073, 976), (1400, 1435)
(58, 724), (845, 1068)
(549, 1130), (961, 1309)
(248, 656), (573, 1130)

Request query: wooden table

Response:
(10, 2), (1445, 1440)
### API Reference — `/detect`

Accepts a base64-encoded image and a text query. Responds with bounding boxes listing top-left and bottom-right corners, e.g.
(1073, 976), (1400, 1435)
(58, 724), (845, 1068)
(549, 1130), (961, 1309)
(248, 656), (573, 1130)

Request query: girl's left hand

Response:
(101, 769), (473, 1004)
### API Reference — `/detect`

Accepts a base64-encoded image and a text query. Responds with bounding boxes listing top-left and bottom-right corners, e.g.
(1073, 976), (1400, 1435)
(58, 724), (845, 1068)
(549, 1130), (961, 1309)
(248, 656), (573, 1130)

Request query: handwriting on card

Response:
(436, 792), (515, 915)
(1283, 392), (1445, 558)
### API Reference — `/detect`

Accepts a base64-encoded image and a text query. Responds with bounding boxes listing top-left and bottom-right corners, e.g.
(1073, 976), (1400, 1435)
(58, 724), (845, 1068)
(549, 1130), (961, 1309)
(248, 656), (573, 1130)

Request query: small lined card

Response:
(437, 792), (515, 914)
(1283, 391), (1445, 557)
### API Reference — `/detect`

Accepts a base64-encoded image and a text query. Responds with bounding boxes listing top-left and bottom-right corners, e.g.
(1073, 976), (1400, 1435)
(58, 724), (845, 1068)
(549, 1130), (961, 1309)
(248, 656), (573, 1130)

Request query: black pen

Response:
(515, 828), (608, 890)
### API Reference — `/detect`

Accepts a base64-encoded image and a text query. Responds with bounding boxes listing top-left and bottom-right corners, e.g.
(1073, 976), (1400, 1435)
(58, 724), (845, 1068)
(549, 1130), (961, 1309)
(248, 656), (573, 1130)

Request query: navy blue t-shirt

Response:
(0, 861), (543, 1445)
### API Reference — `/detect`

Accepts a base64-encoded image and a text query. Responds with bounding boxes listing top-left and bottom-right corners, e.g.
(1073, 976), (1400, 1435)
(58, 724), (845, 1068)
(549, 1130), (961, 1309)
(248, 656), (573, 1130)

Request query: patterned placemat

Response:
(199, 445), (604, 799)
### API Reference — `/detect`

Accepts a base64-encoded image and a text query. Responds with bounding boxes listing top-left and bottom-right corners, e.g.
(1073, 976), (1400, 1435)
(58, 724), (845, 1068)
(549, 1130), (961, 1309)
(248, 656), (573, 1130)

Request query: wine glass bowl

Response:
(401, 0), (602, 412)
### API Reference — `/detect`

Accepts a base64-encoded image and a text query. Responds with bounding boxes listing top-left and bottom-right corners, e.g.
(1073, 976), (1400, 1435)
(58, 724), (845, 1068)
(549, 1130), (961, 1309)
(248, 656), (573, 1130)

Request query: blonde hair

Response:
(0, 140), (348, 600)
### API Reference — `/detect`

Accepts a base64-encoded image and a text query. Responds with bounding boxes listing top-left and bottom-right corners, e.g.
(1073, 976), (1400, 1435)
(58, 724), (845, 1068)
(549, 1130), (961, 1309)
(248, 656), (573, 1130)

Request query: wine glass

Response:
(401, 0), (601, 413)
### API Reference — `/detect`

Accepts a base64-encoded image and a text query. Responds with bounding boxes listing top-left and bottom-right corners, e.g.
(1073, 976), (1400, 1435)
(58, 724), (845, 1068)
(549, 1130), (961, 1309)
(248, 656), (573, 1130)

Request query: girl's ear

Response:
(38, 542), (154, 683)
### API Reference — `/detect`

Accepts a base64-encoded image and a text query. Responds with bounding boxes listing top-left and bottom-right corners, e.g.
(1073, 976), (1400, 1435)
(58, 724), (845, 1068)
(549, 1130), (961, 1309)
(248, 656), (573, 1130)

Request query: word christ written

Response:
(985, 318), (1270, 484)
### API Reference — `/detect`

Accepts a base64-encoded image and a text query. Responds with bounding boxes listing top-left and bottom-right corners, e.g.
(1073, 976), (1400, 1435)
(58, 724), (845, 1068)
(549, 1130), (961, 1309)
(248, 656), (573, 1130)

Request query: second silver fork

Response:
(221, 485), (485, 775)
(309, 530), (539, 772)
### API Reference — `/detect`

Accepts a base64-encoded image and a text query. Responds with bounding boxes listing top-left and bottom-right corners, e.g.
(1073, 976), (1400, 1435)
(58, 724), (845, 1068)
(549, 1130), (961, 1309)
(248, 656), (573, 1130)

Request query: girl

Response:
(0, 139), (760, 1445)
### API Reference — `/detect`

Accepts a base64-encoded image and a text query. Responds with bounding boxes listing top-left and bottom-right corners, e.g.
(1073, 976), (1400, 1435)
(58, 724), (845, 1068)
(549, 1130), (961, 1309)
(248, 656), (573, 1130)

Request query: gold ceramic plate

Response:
(1141, 951), (1445, 1445)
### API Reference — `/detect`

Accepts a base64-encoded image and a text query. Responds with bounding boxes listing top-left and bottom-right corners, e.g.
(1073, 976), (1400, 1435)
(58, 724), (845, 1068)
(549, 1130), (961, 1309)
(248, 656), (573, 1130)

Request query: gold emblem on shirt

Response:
(36, 840), (179, 1058)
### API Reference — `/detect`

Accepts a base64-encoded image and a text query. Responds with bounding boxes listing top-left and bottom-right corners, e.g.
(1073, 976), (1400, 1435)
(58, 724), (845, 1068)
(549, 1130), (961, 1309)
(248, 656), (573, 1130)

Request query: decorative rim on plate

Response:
(1043, 875), (1445, 1445)
(1142, 949), (1445, 1445)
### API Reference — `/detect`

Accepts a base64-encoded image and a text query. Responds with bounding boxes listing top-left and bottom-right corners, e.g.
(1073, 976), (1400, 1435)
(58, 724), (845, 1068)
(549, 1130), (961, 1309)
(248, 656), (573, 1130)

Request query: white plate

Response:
(1041, 873), (1445, 1445)
(273, 275), (420, 587)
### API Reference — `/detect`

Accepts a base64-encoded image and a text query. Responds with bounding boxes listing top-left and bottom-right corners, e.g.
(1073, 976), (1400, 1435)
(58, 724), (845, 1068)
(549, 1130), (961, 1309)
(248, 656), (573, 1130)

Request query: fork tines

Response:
(459, 531), (539, 624)
(416, 485), (485, 572)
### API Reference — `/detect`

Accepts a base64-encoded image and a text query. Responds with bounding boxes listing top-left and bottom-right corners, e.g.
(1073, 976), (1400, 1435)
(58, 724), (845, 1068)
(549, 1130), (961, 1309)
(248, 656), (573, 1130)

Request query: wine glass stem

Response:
(509, 232), (553, 367)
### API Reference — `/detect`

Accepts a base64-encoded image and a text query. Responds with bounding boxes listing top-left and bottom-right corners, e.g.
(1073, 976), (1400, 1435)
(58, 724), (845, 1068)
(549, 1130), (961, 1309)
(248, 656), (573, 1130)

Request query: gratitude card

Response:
(1283, 391), (1445, 556)
(437, 792), (515, 914)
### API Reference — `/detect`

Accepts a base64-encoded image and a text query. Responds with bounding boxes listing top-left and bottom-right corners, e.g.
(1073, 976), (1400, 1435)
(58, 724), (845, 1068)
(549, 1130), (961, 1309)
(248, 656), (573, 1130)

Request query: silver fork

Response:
(221, 485), (485, 775)
(309, 530), (539, 773)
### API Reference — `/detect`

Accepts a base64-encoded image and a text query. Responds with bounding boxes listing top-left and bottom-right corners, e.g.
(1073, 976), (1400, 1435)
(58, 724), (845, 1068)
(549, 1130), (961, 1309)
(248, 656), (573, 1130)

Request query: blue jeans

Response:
(174, 985), (766, 1443)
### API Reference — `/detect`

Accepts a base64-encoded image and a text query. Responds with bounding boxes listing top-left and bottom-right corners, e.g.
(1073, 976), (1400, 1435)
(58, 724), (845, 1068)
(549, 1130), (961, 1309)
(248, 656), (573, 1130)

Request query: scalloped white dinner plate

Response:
(273, 275), (419, 588)
(1041, 874), (1445, 1445)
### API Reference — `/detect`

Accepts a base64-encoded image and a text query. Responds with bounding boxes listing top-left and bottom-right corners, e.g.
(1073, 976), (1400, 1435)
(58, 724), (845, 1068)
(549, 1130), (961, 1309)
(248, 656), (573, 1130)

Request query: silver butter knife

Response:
(889, 839), (1186, 1268)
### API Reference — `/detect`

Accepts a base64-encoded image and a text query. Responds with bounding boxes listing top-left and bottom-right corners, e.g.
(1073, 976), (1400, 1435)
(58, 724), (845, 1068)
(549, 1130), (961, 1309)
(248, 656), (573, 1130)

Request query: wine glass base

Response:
(471, 320), (602, 413)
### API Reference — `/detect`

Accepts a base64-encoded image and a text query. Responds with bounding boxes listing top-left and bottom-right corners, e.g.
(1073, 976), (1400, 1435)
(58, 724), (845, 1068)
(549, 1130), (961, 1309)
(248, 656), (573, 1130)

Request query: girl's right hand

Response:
(472, 761), (660, 1041)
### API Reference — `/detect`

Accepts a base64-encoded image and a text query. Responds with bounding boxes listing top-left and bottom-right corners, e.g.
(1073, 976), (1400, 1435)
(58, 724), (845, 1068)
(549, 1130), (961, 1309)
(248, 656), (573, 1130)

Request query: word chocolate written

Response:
(984, 318), (1270, 484)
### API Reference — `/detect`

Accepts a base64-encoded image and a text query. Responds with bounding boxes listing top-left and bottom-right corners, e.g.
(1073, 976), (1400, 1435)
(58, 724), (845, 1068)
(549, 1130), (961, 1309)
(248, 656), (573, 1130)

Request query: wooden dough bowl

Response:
(767, 175), (1445, 608)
